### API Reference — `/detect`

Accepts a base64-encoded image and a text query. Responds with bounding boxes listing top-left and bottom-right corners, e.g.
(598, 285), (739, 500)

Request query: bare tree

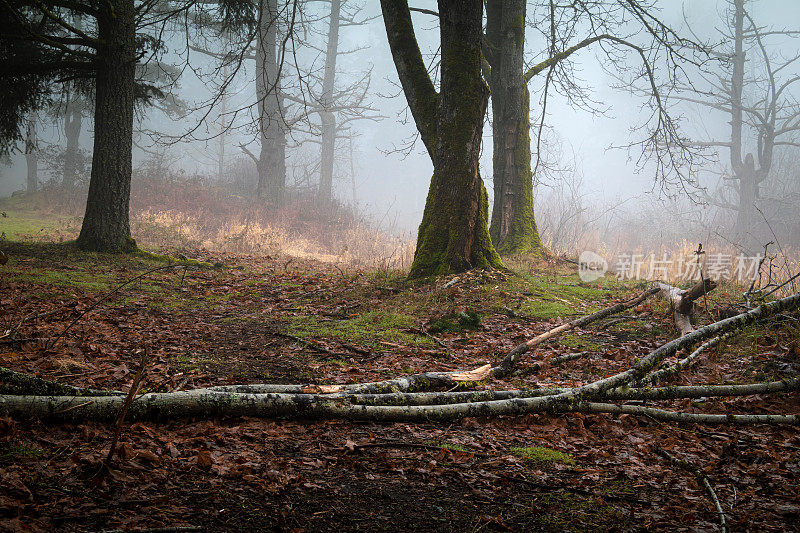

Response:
(284, 0), (379, 203)
(484, 0), (704, 256)
(675, 0), (800, 250)
(61, 89), (87, 191)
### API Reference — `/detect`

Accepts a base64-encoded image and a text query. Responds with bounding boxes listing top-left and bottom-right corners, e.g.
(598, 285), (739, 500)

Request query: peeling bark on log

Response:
(2, 385), (798, 424)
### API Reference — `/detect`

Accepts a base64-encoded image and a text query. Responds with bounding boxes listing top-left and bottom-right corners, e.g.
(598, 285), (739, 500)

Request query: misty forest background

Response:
(3, 1), (800, 531)
(1, 0), (799, 273)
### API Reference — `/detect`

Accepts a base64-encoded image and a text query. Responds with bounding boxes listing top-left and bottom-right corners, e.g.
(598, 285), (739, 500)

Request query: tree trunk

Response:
(728, 0), (761, 251)
(24, 112), (37, 194)
(381, 0), (503, 278)
(255, 0), (286, 205)
(62, 97), (82, 191)
(76, 0), (136, 252)
(317, 0), (341, 202)
(485, 0), (543, 255)
(734, 153), (759, 247)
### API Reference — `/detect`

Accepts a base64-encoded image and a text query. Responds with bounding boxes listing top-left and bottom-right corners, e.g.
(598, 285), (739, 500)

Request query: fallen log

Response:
(2, 293), (798, 424)
(2, 383), (798, 424)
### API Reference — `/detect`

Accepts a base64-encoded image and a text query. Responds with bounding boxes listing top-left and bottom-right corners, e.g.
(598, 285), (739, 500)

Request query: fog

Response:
(3, 0), (800, 271)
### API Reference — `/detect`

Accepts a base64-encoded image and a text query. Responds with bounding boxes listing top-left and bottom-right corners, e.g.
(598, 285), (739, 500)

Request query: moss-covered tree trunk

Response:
(381, 0), (502, 278)
(76, 0), (136, 252)
(485, 0), (542, 255)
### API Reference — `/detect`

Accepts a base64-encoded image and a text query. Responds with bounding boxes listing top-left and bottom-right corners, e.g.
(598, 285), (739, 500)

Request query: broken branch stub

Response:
(656, 278), (717, 335)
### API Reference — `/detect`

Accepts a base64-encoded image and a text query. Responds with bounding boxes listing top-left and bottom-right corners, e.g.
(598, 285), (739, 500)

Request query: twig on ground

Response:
(105, 349), (151, 468)
(656, 447), (728, 532)
(406, 326), (446, 347)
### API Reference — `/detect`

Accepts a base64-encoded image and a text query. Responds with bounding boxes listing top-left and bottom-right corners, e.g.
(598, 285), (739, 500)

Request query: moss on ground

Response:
(559, 334), (602, 351)
(427, 309), (481, 333)
(510, 445), (575, 465)
(287, 311), (432, 348)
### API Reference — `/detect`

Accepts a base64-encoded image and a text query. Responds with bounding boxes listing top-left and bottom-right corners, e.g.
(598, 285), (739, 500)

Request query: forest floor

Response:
(1, 206), (800, 531)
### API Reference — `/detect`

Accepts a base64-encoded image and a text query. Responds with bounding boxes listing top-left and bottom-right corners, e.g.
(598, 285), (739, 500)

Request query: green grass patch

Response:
(492, 271), (633, 320)
(287, 311), (431, 348)
(0, 440), (47, 464)
(2, 267), (114, 292)
(367, 268), (406, 286)
(510, 445), (575, 465)
(0, 208), (74, 241)
(559, 334), (602, 351)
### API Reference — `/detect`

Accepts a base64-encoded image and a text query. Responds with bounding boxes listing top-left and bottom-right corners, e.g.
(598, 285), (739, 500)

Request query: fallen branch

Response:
(550, 351), (590, 365)
(493, 287), (660, 378)
(656, 448), (728, 532)
(106, 350), (150, 467)
(639, 334), (728, 386)
(2, 389), (797, 424)
(2, 294), (798, 424)
(560, 292), (800, 399)
(0, 366), (123, 397)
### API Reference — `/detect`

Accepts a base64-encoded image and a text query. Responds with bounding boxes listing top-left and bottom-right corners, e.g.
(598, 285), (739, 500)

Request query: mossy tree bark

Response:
(381, 0), (503, 279)
(76, 0), (137, 253)
(485, 0), (542, 256)
(255, 0), (286, 205)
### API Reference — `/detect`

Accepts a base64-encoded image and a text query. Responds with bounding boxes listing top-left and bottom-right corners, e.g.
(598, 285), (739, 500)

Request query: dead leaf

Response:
(166, 442), (180, 458)
(196, 450), (214, 468)
(136, 449), (160, 463)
